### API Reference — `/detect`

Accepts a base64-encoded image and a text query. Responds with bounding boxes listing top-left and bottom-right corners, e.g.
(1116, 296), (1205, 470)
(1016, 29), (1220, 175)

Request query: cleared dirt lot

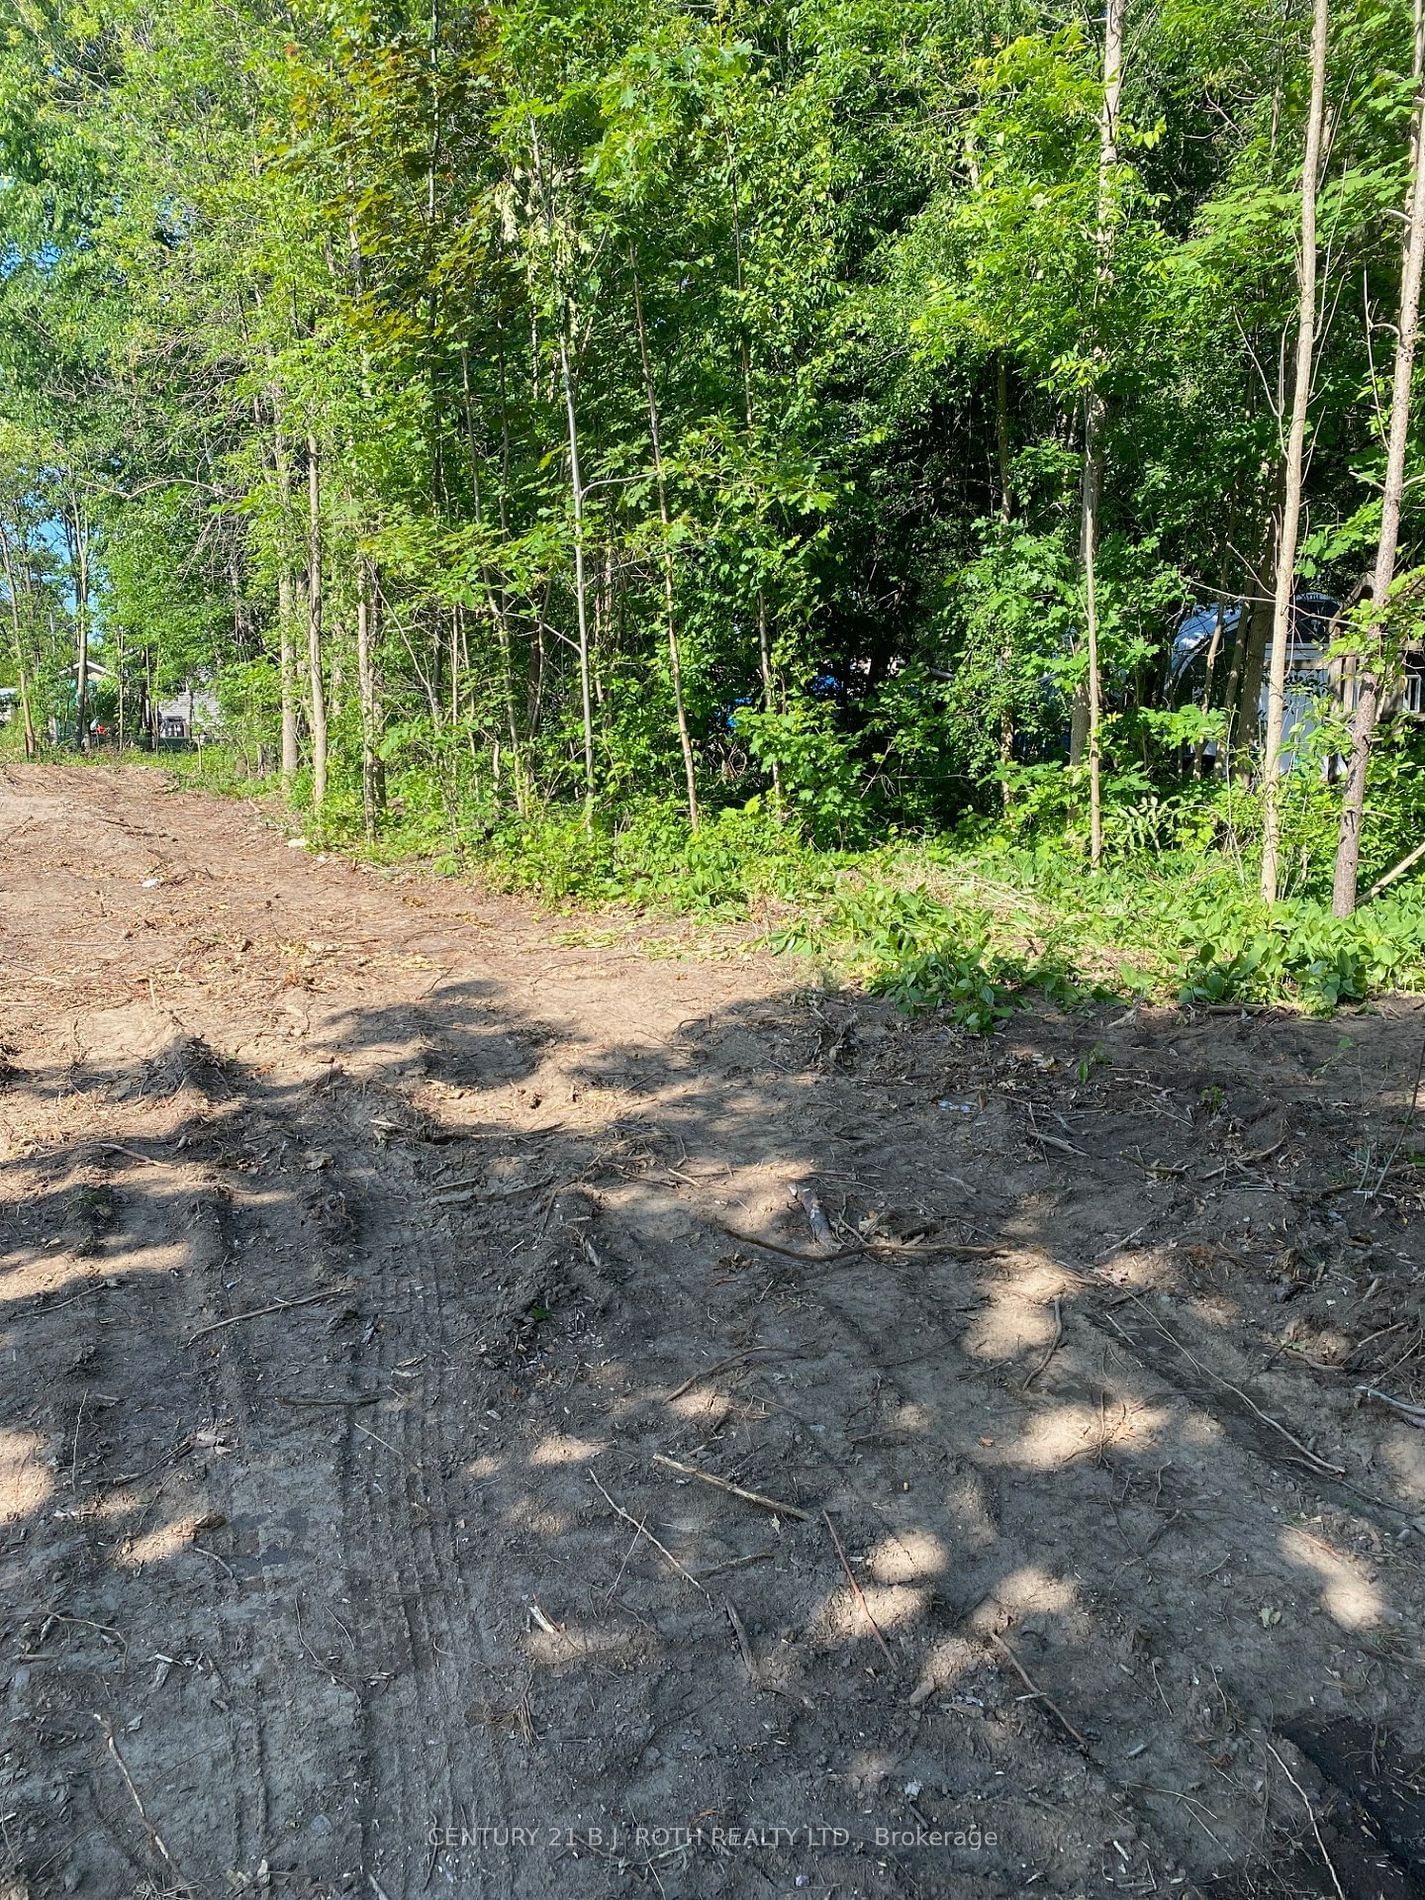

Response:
(5, 764), (1425, 1899)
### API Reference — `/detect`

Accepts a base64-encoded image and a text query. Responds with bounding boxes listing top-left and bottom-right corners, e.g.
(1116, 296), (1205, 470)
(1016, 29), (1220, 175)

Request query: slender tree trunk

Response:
(995, 357), (1016, 803)
(1193, 537), (1234, 776)
(461, 341), (527, 813)
(756, 591), (779, 780)
(632, 265), (700, 830)
(995, 357), (1013, 525)
(116, 622), (126, 750)
(1331, 5), (1425, 914)
(1080, 398), (1107, 864)
(727, 129), (782, 802)
(1261, 0), (1331, 902)
(264, 396), (301, 790)
(66, 501), (90, 753)
(1220, 600), (1251, 763)
(527, 119), (595, 824)
(449, 603), (461, 725)
(495, 323), (532, 800)
(0, 531), (37, 758)
(305, 433), (329, 812)
(278, 574), (299, 786)
(1077, 0), (1124, 867)
(356, 554), (383, 840)
(277, 427), (300, 790)
(557, 324), (596, 826)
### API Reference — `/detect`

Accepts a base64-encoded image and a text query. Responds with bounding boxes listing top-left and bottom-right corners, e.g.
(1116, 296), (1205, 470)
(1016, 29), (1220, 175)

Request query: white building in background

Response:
(154, 684), (220, 742)
(1171, 591), (1425, 773)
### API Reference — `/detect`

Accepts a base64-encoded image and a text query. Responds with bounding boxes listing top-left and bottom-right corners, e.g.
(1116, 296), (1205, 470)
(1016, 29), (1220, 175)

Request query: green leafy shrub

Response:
(1180, 892), (1425, 1010)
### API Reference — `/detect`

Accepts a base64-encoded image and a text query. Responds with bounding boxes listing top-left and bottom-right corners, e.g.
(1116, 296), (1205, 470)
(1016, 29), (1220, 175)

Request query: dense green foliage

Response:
(2, 0), (1423, 1015)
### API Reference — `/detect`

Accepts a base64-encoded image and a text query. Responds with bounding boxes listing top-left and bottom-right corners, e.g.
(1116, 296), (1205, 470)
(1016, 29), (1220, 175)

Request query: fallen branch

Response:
(699, 1548), (775, 1581)
(823, 1508), (895, 1667)
(989, 1632), (1087, 1752)
(652, 1452), (811, 1522)
(187, 1288), (350, 1345)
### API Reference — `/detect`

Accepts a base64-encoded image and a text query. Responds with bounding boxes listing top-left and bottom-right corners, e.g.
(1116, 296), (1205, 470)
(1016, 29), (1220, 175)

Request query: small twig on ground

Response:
(1021, 1298), (1064, 1393)
(1342, 1321), (1405, 1367)
(295, 1598), (349, 1686)
(587, 1466), (711, 1602)
(94, 1714), (188, 1886)
(188, 1541), (235, 1579)
(862, 1236), (1004, 1260)
(353, 1420), (422, 1475)
(795, 1184), (836, 1253)
(989, 1632), (1087, 1752)
(274, 1391), (383, 1408)
(652, 1452), (811, 1522)
(698, 1548), (775, 1580)
(1096, 1221), (1149, 1264)
(187, 1288), (350, 1345)
(715, 1222), (1000, 1265)
(432, 1172), (554, 1204)
(11, 1281), (123, 1320)
(822, 1508), (895, 1667)
(70, 1392), (88, 1491)
(1356, 1383), (1425, 1427)
(1149, 1654), (1174, 1715)
(1113, 1289), (1344, 1477)
(664, 1349), (774, 1402)
(1037, 1131), (1088, 1157)
(724, 1599), (758, 1680)
(717, 1223), (868, 1263)
(43, 1611), (126, 1654)
(1265, 1741), (1346, 1900)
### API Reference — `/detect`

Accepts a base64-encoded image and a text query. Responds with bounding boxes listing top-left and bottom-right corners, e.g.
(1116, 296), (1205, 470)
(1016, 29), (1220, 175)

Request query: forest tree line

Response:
(1, 0), (1423, 919)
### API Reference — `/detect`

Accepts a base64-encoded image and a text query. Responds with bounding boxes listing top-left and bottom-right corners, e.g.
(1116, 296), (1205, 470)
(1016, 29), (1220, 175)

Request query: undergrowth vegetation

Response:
(127, 741), (1425, 1032)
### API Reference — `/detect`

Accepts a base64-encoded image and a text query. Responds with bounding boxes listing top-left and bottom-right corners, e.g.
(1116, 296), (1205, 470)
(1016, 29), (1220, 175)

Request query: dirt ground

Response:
(6, 767), (1425, 1900)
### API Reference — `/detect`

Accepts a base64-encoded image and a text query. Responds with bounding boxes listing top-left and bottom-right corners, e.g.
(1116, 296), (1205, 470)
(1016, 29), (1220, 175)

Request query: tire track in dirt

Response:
(332, 1117), (522, 1898)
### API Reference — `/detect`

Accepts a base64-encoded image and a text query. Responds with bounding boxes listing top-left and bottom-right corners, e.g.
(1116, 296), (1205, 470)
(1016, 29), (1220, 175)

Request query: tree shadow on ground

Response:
(3, 975), (1425, 1899)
